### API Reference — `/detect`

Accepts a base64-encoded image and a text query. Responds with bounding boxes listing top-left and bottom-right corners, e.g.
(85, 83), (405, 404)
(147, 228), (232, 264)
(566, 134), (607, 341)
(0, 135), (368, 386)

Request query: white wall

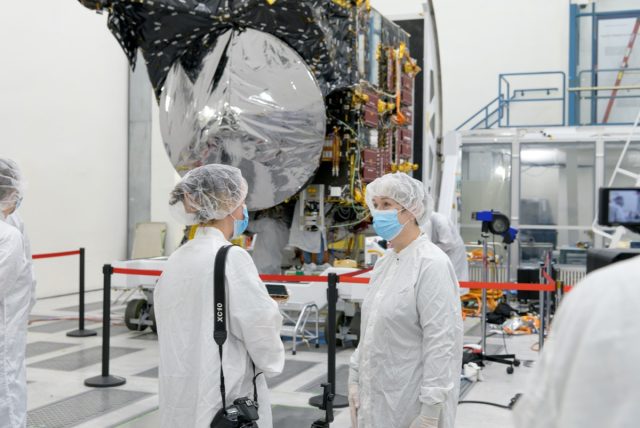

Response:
(436, 0), (568, 131)
(0, 2), (129, 297)
(371, 0), (569, 132)
(150, 102), (183, 255)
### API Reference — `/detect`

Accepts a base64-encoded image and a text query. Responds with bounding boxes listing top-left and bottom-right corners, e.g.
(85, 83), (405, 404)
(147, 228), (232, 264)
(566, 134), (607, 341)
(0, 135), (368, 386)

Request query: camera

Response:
(471, 210), (518, 244)
(211, 397), (260, 428)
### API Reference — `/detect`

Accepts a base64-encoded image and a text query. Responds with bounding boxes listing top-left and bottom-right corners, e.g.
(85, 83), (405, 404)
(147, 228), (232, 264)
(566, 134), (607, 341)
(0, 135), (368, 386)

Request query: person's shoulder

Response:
(227, 245), (258, 272)
(415, 236), (450, 264)
(227, 244), (251, 260)
(0, 222), (23, 250)
(6, 213), (24, 231)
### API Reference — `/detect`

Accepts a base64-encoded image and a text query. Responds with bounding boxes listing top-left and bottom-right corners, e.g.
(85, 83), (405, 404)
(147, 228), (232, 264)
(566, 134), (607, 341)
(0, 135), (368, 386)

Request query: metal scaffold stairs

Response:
(602, 17), (640, 124)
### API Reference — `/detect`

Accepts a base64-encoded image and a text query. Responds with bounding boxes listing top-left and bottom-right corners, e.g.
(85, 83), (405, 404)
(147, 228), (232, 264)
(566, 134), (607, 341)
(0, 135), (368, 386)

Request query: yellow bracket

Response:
(391, 162), (419, 173)
(355, 0), (371, 10)
(354, 188), (365, 205)
(352, 89), (370, 105)
(377, 99), (394, 114)
(396, 42), (407, 61)
(404, 61), (422, 75)
(266, 0), (276, 4)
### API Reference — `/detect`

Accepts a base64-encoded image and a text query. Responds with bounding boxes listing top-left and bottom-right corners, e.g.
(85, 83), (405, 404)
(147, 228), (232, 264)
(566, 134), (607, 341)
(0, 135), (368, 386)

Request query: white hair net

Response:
(365, 172), (432, 226)
(0, 158), (23, 213)
(169, 164), (248, 225)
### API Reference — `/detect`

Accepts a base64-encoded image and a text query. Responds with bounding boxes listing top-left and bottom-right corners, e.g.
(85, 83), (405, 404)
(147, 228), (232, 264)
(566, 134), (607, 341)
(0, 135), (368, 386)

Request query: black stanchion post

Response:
(67, 248), (97, 337)
(310, 273), (348, 411)
(538, 267), (546, 352)
(85, 264), (126, 388)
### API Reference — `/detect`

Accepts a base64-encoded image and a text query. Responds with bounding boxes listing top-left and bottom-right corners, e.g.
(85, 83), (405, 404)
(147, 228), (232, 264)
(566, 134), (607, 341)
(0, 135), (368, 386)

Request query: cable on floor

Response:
(459, 393), (522, 410)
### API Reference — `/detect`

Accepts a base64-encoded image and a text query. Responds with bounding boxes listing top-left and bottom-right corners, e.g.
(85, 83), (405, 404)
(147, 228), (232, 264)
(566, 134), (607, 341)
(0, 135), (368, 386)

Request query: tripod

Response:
(477, 232), (520, 374)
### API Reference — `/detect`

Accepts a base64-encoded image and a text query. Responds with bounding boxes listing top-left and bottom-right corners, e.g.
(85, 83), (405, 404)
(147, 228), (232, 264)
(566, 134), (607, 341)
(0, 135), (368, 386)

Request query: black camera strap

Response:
(213, 244), (259, 412)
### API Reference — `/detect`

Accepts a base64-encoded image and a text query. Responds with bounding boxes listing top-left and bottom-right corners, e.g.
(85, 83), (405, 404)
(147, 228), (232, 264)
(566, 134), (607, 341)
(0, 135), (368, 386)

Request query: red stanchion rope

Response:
(259, 274), (370, 284)
(112, 267), (164, 277)
(107, 267), (567, 292)
(459, 281), (555, 292)
(541, 270), (556, 287)
(339, 268), (373, 277)
(32, 250), (81, 260)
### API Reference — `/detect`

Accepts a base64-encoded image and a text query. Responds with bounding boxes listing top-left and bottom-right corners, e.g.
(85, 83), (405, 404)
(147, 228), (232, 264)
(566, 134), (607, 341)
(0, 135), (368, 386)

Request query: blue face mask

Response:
(232, 205), (249, 238)
(371, 209), (408, 241)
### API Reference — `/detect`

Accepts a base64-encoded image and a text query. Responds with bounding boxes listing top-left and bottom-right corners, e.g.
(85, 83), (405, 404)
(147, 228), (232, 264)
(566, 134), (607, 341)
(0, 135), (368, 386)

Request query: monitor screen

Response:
(607, 189), (640, 225)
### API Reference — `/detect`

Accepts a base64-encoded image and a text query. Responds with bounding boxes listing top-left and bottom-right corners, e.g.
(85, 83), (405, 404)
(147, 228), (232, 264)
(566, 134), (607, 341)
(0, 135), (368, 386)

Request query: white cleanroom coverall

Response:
(7, 213), (36, 311)
(0, 219), (30, 427)
(425, 212), (469, 282)
(349, 234), (463, 428)
(514, 255), (640, 428)
(154, 227), (285, 428)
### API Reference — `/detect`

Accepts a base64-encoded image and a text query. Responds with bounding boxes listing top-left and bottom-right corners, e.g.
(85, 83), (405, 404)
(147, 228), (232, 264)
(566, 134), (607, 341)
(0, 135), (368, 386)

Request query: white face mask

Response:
(168, 201), (198, 225)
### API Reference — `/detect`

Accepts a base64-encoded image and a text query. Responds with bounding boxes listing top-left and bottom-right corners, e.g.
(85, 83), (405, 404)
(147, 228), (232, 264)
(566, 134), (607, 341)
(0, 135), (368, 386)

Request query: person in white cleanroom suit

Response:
(608, 195), (628, 223)
(513, 255), (640, 428)
(1, 160), (35, 312)
(0, 158), (31, 427)
(425, 211), (469, 282)
(154, 164), (285, 428)
(4, 174), (36, 314)
(6, 214), (36, 311)
(348, 172), (463, 428)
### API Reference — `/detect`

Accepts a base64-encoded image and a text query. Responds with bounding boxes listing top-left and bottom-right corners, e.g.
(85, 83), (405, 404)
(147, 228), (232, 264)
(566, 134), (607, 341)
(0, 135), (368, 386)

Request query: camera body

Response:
(471, 210), (518, 244)
(211, 397), (260, 428)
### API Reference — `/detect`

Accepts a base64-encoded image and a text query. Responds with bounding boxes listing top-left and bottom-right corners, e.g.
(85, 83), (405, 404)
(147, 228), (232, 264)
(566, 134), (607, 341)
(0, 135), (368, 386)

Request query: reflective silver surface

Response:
(159, 29), (327, 210)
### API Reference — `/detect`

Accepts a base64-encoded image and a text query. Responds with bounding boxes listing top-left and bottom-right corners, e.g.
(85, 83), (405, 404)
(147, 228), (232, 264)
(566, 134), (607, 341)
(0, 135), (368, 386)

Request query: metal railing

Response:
(573, 67), (640, 126)
(455, 96), (503, 131)
(498, 71), (566, 128)
(457, 71), (566, 130)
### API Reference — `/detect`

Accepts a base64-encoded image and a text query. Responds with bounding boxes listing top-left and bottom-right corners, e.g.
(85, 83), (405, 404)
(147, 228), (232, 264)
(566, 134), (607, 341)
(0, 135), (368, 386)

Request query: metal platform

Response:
(27, 389), (151, 428)
(28, 346), (142, 371)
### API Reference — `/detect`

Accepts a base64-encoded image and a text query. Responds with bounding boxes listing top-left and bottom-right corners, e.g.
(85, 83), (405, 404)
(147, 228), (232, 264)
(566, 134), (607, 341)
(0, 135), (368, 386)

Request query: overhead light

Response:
(521, 148), (566, 165)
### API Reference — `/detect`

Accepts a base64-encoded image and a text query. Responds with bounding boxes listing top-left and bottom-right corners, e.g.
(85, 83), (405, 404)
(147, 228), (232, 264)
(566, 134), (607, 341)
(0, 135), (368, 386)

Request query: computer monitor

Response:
(598, 188), (640, 227)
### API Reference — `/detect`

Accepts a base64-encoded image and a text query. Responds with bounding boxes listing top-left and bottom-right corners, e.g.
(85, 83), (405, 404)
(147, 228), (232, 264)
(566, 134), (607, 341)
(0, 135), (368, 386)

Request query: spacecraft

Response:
(78, 0), (436, 261)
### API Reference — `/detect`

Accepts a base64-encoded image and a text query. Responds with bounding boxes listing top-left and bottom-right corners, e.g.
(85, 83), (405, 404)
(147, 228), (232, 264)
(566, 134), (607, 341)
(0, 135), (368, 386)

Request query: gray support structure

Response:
(127, 53), (153, 257)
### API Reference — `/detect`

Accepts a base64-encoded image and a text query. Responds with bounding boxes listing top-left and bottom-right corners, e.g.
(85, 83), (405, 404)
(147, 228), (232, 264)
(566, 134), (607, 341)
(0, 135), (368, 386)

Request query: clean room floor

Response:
(26, 291), (540, 428)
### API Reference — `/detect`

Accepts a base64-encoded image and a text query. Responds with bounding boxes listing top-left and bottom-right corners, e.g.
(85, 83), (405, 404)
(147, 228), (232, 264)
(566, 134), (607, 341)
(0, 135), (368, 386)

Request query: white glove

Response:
(409, 415), (439, 428)
(463, 362), (484, 382)
(348, 383), (360, 428)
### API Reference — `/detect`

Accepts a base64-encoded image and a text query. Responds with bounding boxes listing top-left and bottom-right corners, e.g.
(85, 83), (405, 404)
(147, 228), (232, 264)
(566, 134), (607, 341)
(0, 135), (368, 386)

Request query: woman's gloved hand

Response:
(348, 383), (360, 428)
(409, 415), (439, 428)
